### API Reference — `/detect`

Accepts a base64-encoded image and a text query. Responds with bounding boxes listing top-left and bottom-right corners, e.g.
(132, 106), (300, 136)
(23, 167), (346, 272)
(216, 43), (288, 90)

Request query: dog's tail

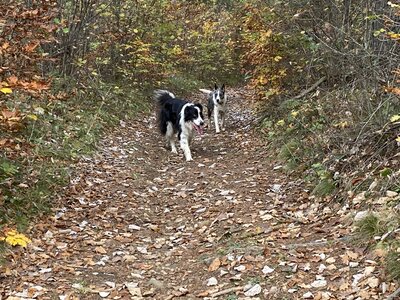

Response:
(199, 88), (212, 94)
(154, 90), (175, 106)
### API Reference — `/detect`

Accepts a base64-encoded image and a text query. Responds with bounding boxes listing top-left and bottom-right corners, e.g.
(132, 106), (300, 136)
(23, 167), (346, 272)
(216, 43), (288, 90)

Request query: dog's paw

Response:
(171, 148), (178, 154)
(185, 156), (193, 161)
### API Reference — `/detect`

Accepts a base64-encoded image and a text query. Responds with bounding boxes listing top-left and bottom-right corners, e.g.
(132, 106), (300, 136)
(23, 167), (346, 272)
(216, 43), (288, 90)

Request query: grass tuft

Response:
(355, 214), (387, 239)
(386, 251), (400, 281)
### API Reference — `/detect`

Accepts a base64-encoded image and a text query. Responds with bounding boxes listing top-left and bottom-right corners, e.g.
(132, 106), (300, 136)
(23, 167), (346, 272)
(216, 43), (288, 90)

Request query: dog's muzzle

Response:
(193, 122), (204, 135)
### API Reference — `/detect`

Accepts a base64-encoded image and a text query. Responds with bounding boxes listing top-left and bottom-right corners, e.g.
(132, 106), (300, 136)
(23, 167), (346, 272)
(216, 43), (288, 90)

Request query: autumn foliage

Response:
(0, 0), (399, 230)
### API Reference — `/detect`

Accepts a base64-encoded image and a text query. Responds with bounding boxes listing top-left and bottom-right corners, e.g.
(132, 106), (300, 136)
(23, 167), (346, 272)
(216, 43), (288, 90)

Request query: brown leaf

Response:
(208, 257), (221, 272)
(7, 76), (18, 86)
(94, 246), (107, 254)
(24, 42), (40, 53)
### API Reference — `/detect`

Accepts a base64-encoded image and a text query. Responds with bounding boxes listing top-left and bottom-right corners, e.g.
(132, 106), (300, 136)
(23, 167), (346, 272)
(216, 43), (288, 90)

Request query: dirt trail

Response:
(1, 89), (392, 299)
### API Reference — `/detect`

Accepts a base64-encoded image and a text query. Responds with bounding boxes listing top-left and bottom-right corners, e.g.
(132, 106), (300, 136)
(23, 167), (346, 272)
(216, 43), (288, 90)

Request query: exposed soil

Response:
(1, 89), (395, 299)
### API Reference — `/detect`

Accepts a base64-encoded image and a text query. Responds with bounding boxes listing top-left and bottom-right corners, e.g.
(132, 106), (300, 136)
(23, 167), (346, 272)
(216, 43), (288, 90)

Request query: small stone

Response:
(99, 291), (110, 298)
(207, 277), (218, 286)
(303, 291), (314, 298)
(387, 191), (398, 197)
(148, 278), (164, 290)
(354, 210), (370, 221)
(262, 265), (275, 275)
(311, 279), (327, 288)
(271, 184), (282, 193)
(349, 262), (359, 267)
(244, 284), (262, 296)
(128, 224), (141, 231)
(136, 246), (148, 254)
(234, 265), (246, 272)
(125, 282), (141, 296)
(318, 264), (326, 273)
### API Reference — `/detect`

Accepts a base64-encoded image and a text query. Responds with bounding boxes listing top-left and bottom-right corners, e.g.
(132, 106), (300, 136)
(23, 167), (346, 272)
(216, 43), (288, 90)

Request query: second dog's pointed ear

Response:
(214, 83), (218, 90)
(221, 84), (225, 91)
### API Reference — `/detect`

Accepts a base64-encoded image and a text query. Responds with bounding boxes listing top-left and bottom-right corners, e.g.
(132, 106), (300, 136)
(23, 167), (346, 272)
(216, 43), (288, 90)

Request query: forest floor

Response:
(1, 89), (396, 299)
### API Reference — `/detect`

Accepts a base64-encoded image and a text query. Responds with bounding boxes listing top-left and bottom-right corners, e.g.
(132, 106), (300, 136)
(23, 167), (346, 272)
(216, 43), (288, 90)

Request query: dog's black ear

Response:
(214, 83), (218, 90)
(221, 84), (225, 91)
(195, 103), (203, 111)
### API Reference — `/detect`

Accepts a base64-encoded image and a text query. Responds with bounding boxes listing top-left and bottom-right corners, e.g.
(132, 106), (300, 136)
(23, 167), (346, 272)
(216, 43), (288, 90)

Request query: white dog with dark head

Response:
(199, 84), (227, 133)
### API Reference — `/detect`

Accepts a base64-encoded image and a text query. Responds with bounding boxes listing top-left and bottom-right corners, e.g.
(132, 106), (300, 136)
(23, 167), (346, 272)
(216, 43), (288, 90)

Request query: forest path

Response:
(2, 89), (388, 299)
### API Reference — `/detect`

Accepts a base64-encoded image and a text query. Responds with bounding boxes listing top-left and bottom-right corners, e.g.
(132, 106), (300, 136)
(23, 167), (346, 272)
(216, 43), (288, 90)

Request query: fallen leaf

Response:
(244, 284), (262, 296)
(95, 246), (107, 254)
(208, 257), (221, 272)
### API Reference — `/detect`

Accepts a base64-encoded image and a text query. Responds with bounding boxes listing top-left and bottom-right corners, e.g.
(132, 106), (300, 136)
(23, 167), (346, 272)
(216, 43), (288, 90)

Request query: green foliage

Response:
(0, 79), (148, 228)
(355, 214), (387, 240)
(0, 159), (19, 181)
(312, 179), (336, 197)
(264, 95), (336, 196)
(165, 74), (204, 98)
(57, 0), (243, 87)
(311, 163), (335, 196)
(386, 251), (400, 281)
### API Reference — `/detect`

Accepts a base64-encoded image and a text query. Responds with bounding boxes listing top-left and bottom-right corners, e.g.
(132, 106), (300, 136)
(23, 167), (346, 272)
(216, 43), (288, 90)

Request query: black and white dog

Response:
(154, 90), (204, 161)
(199, 84), (227, 133)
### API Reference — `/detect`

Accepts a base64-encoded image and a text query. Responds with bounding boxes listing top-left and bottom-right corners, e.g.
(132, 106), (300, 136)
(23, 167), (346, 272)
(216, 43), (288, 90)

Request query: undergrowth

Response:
(0, 79), (150, 231)
(261, 94), (335, 197)
(355, 211), (400, 280)
(261, 87), (399, 281)
(260, 87), (399, 200)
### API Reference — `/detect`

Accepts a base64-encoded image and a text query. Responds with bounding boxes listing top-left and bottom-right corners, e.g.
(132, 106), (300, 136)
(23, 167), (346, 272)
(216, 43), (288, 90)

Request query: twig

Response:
(387, 287), (400, 300)
(293, 76), (326, 99)
(355, 97), (391, 143)
(282, 213), (308, 224)
(285, 236), (351, 249)
(210, 286), (243, 298)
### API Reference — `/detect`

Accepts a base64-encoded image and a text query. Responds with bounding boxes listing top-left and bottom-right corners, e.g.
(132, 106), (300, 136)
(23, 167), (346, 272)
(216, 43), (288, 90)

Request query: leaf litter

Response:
(0, 89), (399, 299)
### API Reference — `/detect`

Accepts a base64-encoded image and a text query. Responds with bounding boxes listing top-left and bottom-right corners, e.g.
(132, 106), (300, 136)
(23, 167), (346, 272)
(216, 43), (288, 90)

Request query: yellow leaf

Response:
(1, 87), (12, 94)
(291, 111), (299, 117)
(334, 121), (349, 128)
(27, 114), (38, 121)
(3, 230), (31, 247)
(388, 1), (400, 8)
(276, 119), (285, 126)
(390, 114), (400, 122)
(396, 136), (400, 143)
(133, 28), (139, 33)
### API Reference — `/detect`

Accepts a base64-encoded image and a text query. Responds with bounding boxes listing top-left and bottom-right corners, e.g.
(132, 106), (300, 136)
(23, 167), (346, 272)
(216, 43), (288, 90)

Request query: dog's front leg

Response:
(180, 138), (193, 161)
(214, 107), (220, 133)
(220, 110), (225, 131)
